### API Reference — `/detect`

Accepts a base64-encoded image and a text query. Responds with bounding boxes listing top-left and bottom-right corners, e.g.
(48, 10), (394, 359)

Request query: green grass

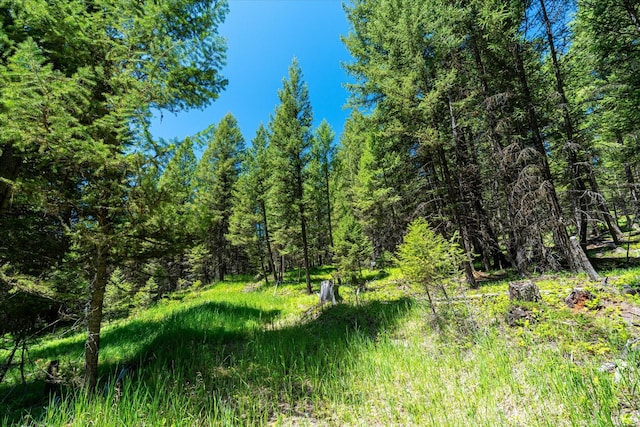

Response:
(3, 266), (640, 426)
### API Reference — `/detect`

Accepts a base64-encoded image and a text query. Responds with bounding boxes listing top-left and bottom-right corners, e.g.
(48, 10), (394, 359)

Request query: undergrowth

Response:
(2, 265), (640, 426)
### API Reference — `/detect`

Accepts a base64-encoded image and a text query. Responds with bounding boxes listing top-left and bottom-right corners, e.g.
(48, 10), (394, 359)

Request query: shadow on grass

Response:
(0, 301), (280, 420)
(133, 298), (415, 420)
(590, 257), (640, 270)
(2, 296), (412, 424)
(309, 265), (336, 277)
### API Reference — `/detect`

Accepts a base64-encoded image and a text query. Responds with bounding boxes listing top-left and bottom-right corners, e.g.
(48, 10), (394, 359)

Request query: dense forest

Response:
(1, 0), (640, 409)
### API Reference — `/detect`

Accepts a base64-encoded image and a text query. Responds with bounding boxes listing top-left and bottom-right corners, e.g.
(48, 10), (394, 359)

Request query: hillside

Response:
(3, 257), (640, 426)
(3, 0), (640, 405)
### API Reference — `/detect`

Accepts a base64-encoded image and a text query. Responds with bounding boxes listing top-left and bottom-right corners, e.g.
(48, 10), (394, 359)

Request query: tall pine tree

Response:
(193, 113), (244, 282)
(267, 59), (314, 293)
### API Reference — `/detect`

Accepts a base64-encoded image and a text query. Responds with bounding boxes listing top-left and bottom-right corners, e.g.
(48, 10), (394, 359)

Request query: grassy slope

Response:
(2, 261), (640, 426)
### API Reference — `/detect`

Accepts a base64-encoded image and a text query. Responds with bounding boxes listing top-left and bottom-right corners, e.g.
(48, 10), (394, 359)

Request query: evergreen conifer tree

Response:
(267, 59), (314, 293)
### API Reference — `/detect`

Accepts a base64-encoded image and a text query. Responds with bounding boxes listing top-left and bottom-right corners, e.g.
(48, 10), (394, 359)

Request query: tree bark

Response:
(625, 162), (639, 205)
(280, 254), (285, 284)
(587, 172), (624, 244)
(260, 200), (278, 285)
(217, 241), (225, 282)
(539, 0), (623, 246)
(296, 165), (312, 294)
(512, 42), (599, 280)
(440, 100), (477, 288)
(569, 236), (599, 279)
(0, 144), (19, 212)
(539, 0), (591, 246)
(469, 35), (517, 271)
(299, 203), (312, 294)
(461, 128), (506, 270)
(84, 238), (109, 391)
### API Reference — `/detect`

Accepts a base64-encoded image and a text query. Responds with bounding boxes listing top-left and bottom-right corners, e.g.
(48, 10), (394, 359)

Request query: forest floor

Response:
(2, 241), (640, 426)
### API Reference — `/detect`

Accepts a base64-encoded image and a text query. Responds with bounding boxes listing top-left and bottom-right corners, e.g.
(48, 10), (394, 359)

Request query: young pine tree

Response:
(396, 218), (465, 316)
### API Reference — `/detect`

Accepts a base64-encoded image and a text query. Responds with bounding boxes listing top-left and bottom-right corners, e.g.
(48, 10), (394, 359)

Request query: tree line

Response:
(1, 0), (639, 392)
(338, 0), (639, 284)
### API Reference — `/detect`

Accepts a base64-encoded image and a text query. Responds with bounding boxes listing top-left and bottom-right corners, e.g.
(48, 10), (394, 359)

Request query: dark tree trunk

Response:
(0, 144), (19, 212)
(539, 0), (591, 247)
(217, 246), (225, 282)
(323, 164), (334, 250)
(624, 160), (639, 230)
(512, 42), (599, 280)
(260, 257), (269, 286)
(587, 172), (624, 244)
(299, 205), (312, 294)
(461, 128), (505, 270)
(280, 254), (285, 284)
(296, 166), (312, 293)
(84, 239), (109, 391)
(260, 201), (278, 285)
(439, 101), (477, 288)
(19, 340), (27, 386)
(625, 162), (639, 206)
(469, 35), (516, 271)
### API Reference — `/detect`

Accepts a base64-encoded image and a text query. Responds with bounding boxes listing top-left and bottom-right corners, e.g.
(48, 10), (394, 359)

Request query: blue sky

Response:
(150, 0), (353, 144)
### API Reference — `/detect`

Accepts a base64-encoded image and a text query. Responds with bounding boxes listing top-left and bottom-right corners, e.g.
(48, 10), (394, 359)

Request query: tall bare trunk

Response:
(539, 0), (592, 246)
(217, 243), (225, 282)
(299, 204), (312, 294)
(470, 35), (519, 272)
(260, 200), (278, 285)
(440, 100), (477, 288)
(537, 0), (622, 245)
(296, 167), (312, 294)
(513, 42), (599, 280)
(625, 162), (639, 205)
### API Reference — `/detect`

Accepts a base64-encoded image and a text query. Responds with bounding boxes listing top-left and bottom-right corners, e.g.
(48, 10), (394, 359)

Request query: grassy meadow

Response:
(2, 261), (640, 426)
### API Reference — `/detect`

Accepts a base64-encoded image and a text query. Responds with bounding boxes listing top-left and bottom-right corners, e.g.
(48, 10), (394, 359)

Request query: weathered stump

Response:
(564, 288), (594, 309)
(508, 280), (541, 302)
(319, 280), (338, 305)
(44, 360), (61, 399)
(507, 306), (536, 327)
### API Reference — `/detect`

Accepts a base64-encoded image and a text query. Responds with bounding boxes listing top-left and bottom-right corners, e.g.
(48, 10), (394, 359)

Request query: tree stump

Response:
(44, 360), (61, 399)
(508, 280), (541, 302)
(564, 289), (594, 309)
(319, 280), (338, 305)
(507, 306), (536, 326)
